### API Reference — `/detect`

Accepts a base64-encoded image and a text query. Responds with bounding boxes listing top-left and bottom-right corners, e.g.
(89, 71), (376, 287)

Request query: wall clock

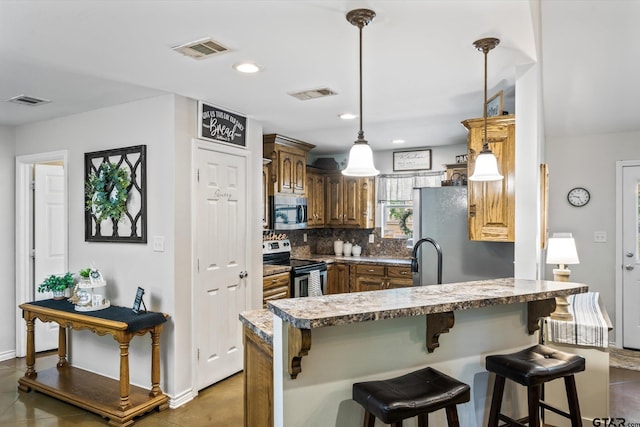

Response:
(567, 187), (590, 207)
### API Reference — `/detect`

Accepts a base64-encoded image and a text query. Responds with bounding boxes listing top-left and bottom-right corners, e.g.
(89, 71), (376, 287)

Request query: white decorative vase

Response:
(352, 245), (362, 256)
(333, 240), (343, 256)
(343, 242), (352, 257)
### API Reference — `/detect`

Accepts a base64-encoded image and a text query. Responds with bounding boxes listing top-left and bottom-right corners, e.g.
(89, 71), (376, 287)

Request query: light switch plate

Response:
(303, 233), (307, 243)
(153, 236), (165, 252)
(368, 233), (375, 244)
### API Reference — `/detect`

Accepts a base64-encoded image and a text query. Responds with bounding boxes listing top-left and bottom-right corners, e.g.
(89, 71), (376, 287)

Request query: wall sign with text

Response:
(198, 101), (247, 147)
(393, 149), (432, 171)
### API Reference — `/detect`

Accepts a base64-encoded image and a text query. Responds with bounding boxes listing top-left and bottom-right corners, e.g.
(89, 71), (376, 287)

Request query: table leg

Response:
(24, 316), (36, 379)
(149, 325), (163, 397)
(118, 339), (131, 411)
(57, 326), (68, 368)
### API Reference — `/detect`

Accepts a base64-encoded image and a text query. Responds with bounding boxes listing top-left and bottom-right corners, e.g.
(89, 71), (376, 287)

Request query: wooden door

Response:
(195, 145), (248, 389)
(292, 153), (306, 194)
(306, 172), (325, 227)
(325, 174), (344, 226)
(34, 164), (65, 352)
(622, 164), (640, 349)
(343, 176), (361, 226)
(262, 163), (269, 229)
(465, 115), (515, 242)
(278, 149), (294, 194)
(360, 177), (375, 229)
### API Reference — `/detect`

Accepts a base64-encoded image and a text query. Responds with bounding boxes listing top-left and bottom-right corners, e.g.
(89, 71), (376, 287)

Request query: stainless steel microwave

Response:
(270, 195), (308, 230)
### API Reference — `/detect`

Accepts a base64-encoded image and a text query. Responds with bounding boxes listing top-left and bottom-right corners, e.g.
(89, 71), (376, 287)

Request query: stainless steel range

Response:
(262, 239), (327, 297)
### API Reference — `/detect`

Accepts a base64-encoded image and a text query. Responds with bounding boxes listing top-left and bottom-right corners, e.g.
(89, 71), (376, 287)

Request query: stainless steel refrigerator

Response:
(413, 186), (514, 286)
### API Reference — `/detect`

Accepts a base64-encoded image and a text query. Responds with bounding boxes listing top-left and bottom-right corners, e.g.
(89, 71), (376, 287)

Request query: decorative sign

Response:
(393, 149), (432, 171)
(486, 90), (503, 117)
(198, 101), (246, 147)
(132, 286), (146, 314)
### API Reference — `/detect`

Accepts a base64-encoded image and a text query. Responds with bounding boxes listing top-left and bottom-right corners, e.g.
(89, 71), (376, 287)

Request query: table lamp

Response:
(546, 232), (580, 320)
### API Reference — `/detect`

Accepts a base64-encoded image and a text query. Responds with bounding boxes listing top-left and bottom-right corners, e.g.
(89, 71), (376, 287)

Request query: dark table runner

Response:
(25, 299), (167, 332)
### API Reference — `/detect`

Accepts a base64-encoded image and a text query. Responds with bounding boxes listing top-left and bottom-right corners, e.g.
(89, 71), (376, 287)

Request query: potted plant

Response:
(79, 268), (92, 283)
(37, 272), (74, 300)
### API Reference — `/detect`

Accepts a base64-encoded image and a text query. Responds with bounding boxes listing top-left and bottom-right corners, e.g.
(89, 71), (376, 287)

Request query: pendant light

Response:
(342, 9), (379, 177)
(468, 37), (503, 182)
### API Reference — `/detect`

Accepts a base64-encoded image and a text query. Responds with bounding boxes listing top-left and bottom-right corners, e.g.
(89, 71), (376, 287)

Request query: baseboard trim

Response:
(169, 387), (196, 409)
(0, 350), (17, 362)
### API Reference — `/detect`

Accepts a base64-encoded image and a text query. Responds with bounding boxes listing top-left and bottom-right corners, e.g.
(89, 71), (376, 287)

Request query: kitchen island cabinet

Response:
(256, 278), (591, 427)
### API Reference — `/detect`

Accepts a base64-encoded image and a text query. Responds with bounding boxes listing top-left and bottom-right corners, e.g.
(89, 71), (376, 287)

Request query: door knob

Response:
(239, 271), (248, 278)
(626, 251), (634, 257)
(625, 264), (635, 271)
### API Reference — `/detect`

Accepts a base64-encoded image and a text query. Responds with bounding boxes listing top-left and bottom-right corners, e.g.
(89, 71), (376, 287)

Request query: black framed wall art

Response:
(198, 101), (247, 147)
(84, 145), (147, 243)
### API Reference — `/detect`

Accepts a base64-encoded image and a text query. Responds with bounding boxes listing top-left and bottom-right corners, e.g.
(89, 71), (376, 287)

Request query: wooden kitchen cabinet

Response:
(243, 325), (273, 427)
(350, 264), (412, 292)
(463, 114), (515, 242)
(306, 168), (325, 228)
(325, 173), (375, 228)
(263, 134), (314, 196)
(262, 272), (290, 308)
(326, 263), (349, 294)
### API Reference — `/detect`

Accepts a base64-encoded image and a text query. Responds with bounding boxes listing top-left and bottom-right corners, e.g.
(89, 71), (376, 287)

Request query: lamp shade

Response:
(468, 151), (503, 181)
(342, 142), (380, 176)
(546, 233), (580, 266)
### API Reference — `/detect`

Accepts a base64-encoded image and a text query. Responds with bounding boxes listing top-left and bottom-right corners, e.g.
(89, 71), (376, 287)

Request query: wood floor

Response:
(1, 352), (639, 426)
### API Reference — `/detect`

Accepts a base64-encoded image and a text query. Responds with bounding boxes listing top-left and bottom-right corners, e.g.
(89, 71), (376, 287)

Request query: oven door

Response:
(293, 270), (327, 297)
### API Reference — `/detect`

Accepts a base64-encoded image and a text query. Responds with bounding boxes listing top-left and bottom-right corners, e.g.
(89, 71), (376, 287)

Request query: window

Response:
(381, 201), (413, 240)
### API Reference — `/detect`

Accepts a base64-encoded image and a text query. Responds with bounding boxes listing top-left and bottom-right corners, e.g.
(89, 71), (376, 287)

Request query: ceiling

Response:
(1, 1), (637, 155)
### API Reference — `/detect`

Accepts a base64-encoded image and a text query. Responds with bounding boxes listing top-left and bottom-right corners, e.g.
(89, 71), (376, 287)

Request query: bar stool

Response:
(352, 367), (470, 427)
(485, 344), (585, 427)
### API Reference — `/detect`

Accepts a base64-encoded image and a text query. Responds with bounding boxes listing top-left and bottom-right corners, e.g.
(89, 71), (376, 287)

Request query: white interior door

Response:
(622, 164), (640, 349)
(34, 163), (66, 352)
(194, 145), (248, 390)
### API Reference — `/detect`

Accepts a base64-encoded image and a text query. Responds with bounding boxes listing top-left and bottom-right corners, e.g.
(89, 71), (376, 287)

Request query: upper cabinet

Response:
(263, 134), (315, 197)
(325, 173), (375, 229)
(463, 114), (515, 242)
(306, 168), (325, 228)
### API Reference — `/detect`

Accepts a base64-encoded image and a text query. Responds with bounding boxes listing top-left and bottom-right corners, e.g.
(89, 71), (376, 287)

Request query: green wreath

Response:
(85, 162), (131, 222)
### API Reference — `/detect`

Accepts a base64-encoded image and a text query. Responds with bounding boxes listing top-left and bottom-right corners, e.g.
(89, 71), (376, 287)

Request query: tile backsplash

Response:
(264, 228), (412, 259)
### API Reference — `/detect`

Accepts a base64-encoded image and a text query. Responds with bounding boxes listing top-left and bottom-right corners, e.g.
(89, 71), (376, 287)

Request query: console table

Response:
(18, 300), (169, 426)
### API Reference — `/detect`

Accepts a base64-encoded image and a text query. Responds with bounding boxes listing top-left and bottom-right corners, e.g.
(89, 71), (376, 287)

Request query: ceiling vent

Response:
(7, 95), (51, 106)
(289, 88), (338, 101)
(172, 38), (229, 59)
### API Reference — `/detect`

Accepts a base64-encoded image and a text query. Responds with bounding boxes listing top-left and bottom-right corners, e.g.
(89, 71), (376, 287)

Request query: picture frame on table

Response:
(486, 90), (503, 117)
(393, 149), (432, 171)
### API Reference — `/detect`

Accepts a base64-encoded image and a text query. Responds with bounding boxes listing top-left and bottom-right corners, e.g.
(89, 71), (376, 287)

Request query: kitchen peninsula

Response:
(241, 277), (592, 427)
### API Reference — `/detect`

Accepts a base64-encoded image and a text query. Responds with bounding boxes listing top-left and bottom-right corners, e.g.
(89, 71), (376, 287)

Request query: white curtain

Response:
(377, 171), (445, 202)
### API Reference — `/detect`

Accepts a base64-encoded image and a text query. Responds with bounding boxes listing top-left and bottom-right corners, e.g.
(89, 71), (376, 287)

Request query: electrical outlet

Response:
(368, 233), (375, 244)
(594, 231), (607, 243)
(303, 233), (307, 243)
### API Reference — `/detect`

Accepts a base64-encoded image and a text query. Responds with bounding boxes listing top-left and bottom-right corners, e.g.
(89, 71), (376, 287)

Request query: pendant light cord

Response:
(483, 47), (489, 152)
(358, 23), (364, 141)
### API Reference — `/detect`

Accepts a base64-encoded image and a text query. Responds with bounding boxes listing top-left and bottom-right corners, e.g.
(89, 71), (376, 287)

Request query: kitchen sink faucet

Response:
(410, 237), (443, 285)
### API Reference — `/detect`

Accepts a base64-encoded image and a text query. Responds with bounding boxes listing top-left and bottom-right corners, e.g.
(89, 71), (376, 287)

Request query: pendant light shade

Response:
(342, 9), (379, 177)
(468, 37), (503, 182)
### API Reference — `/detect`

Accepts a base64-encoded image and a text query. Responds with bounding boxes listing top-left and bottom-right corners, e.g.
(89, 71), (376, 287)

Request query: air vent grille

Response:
(172, 38), (229, 59)
(289, 88), (338, 101)
(7, 95), (51, 106)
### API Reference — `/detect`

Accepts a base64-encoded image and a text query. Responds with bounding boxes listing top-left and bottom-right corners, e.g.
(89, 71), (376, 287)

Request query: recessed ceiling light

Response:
(392, 139), (406, 144)
(339, 113), (358, 120)
(234, 62), (261, 73)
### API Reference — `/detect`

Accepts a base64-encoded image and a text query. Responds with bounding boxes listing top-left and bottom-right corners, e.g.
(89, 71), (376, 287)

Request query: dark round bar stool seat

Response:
(485, 344), (585, 427)
(352, 367), (470, 427)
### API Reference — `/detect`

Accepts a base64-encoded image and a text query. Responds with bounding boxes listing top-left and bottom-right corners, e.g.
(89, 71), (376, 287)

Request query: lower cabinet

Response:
(326, 263), (349, 295)
(350, 264), (412, 292)
(263, 272), (290, 308)
(243, 325), (273, 427)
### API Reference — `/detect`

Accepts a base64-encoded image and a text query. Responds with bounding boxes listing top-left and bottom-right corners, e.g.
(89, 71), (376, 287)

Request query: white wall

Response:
(546, 130), (640, 342)
(14, 95), (181, 395)
(0, 125), (16, 358)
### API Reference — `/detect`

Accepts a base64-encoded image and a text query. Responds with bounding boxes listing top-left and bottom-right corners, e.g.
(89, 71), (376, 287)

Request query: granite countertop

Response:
(263, 265), (291, 277)
(295, 255), (411, 267)
(267, 278), (588, 330)
(239, 309), (273, 346)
